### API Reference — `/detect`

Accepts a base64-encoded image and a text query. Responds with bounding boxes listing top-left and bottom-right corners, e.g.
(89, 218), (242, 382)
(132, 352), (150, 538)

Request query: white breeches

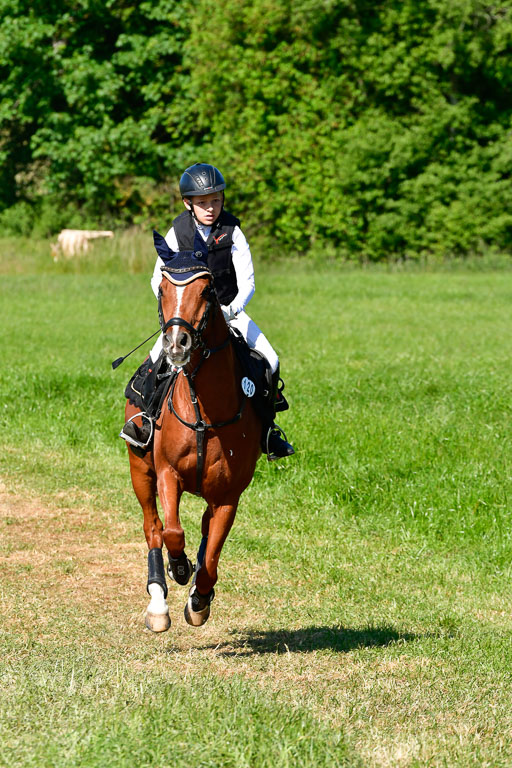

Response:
(150, 310), (279, 373)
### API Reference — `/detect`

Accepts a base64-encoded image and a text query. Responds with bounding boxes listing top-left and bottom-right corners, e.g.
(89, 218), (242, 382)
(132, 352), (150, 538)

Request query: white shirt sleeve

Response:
(150, 256), (164, 298)
(150, 227), (179, 298)
(164, 227), (179, 251)
(227, 226), (255, 316)
(152, 223), (255, 317)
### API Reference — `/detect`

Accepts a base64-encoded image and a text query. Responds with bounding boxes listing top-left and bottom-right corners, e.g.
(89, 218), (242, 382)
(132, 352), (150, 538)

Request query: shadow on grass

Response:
(198, 624), (418, 656)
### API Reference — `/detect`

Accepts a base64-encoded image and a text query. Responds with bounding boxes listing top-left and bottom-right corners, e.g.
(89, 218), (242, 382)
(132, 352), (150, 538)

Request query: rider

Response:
(120, 163), (294, 461)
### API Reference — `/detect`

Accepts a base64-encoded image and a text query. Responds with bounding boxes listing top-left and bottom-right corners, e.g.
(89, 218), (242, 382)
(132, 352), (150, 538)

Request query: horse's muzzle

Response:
(163, 329), (193, 366)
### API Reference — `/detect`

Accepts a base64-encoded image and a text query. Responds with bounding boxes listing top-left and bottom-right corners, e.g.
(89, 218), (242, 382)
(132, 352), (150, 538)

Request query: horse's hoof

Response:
(167, 552), (193, 586)
(184, 585), (214, 627)
(145, 611), (171, 633)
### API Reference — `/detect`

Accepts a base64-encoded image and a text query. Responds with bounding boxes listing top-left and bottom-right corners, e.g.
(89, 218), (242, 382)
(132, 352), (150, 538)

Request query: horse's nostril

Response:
(180, 333), (188, 347)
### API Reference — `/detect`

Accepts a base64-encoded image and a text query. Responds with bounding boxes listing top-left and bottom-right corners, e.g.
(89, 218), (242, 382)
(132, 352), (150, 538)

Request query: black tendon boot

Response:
(264, 368), (294, 461)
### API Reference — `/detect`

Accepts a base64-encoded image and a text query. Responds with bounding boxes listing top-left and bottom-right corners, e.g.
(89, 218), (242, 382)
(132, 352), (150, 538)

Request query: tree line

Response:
(1, 0), (511, 259)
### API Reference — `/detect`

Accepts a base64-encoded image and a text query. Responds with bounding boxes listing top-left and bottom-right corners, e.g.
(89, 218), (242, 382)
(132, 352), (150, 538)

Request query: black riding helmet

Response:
(179, 163), (226, 197)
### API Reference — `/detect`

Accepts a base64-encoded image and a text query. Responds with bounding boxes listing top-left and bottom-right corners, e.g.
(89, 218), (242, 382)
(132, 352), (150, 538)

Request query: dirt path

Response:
(0, 480), (268, 656)
(0, 480), (338, 682)
(0, 481), (146, 642)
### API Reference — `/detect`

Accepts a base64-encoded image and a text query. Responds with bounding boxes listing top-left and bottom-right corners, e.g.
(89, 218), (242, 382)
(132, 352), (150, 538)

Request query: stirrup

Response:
(119, 413), (154, 449)
(265, 424), (294, 461)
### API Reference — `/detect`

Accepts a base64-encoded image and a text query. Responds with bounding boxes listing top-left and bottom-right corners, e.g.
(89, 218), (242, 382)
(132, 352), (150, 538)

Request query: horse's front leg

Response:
(185, 501), (238, 626)
(127, 452), (171, 633)
(144, 501), (171, 633)
(158, 465), (193, 575)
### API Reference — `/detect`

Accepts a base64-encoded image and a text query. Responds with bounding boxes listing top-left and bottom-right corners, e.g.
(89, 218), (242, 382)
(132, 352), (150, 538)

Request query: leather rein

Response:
(158, 267), (247, 494)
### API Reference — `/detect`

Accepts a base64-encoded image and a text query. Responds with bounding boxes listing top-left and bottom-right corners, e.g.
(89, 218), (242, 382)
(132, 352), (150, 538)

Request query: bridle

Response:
(158, 265), (247, 495)
(110, 266), (223, 372)
(158, 265), (216, 355)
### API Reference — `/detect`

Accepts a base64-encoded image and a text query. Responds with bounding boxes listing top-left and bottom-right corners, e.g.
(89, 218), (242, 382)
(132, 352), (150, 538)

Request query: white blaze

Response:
(170, 286), (185, 347)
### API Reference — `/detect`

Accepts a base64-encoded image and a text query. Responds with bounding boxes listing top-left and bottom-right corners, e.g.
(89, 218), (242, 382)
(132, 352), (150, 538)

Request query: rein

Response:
(168, 369), (246, 495)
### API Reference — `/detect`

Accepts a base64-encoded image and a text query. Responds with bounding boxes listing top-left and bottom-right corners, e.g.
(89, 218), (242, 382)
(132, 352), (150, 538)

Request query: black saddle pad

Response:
(124, 332), (272, 417)
(229, 328), (272, 402)
(125, 355), (175, 418)
(125, 358), (150, 410)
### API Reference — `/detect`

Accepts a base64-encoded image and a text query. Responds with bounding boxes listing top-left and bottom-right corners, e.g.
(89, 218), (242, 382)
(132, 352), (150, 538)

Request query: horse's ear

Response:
(153, 230), (174, 263)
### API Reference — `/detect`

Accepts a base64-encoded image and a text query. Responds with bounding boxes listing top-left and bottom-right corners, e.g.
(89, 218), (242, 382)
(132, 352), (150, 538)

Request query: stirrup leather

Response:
(274, 376), (289, 412)
(119, 413), (154, 449)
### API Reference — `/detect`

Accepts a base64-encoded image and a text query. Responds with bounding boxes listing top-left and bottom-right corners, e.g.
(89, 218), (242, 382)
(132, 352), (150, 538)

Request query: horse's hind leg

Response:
(185, 502), (238, 627)
(167, 551), (193, 586)
(193, 505), (213, 571)
(128, 454), (170, 632)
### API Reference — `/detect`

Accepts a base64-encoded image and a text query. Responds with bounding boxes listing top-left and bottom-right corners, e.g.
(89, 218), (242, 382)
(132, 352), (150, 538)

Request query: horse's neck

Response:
(207, 311), (231, 353)
(190, 317), (240, 416)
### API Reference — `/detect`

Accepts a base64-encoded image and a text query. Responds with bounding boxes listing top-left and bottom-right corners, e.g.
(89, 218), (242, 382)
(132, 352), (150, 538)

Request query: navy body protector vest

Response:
(172, 210), (241, 306)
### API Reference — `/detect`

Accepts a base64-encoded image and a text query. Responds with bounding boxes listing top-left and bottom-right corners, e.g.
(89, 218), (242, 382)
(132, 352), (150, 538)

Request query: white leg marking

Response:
(145, 582), (171, 631)
(147, 582), (168, 615)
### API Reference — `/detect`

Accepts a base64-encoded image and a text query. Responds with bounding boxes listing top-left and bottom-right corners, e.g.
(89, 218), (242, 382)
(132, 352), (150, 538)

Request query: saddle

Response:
(124, 332), (273, 418)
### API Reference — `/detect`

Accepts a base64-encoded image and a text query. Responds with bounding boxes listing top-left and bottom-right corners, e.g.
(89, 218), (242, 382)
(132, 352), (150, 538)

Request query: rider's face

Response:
(184, 192), (223, 226)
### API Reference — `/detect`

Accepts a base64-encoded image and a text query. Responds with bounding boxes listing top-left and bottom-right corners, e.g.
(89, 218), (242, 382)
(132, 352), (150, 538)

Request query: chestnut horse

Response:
(125, 251), (261, 632)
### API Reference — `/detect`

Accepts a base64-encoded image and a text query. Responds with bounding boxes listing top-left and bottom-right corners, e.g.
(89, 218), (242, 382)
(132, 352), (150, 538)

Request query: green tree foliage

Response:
(0, 0), (191, 232)
(186, 0), (512, 258)
(1, 0), (511, 258)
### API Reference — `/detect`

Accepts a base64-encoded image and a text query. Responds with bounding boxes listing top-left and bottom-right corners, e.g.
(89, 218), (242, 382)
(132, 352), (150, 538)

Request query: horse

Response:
(125, 245), (261, 632)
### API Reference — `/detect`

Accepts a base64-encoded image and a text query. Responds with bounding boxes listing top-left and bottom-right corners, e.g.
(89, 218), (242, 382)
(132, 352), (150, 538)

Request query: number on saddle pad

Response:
(230, 329), (272, 402)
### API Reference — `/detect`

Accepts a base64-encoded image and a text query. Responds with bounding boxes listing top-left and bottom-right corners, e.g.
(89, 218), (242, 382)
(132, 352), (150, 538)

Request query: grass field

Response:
(1, 237), (512, 766)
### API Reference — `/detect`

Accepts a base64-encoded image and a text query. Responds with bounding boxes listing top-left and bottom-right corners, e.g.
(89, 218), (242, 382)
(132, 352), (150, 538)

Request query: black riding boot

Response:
(261, 368), (294, 461)
(121, 415), (153, 456)
(274, 367), (289, 413)
(266, 426), (295, 460)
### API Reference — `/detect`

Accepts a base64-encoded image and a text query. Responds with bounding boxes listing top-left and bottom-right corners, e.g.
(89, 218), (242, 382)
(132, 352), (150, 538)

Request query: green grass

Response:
(1, 240), (512, 766)
(2, 639), (346, 768)
(0, 231), (155, 275)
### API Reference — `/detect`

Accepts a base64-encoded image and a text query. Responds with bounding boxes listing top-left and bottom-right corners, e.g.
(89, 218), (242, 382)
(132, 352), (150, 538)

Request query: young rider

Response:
(120, 163), (294, 461)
